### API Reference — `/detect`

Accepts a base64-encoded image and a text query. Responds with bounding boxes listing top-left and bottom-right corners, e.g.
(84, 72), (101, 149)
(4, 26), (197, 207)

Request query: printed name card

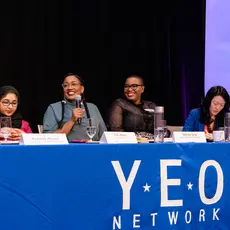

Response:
(99, 132), (138, 144)
(172, 132), (206, 143)
(19, 133), (69, 145)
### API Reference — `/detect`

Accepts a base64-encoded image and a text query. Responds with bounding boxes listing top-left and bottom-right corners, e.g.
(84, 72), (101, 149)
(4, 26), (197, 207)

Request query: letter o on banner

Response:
(199, 160), (224, 205)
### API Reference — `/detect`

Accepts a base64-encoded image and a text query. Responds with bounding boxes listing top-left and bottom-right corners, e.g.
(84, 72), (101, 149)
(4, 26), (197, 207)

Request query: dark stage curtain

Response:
(0, 0), (205, 131)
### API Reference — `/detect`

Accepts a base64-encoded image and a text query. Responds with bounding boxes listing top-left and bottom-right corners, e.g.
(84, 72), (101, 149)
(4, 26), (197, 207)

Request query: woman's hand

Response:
(71, 108), (85, 122)
(8, 128), (25, 141)
(205, 131), (213, 141)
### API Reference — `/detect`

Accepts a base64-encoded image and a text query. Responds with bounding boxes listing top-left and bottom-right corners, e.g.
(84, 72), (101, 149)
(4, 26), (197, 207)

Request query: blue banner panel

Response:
(0, 143), (229, 229)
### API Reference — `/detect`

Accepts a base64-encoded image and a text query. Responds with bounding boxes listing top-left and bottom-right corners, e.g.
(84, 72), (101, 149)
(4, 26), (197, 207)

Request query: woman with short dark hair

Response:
(107, 75), (157, 140)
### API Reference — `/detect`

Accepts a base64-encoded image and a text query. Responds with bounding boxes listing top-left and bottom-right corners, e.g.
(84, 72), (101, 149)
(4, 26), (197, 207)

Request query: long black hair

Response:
(0, 85), (23, 128)
(200, 86), (230, 127)
(58, 73), (90, 128)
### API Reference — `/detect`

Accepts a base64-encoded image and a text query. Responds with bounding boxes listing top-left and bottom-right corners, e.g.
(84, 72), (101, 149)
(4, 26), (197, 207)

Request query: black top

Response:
(107, 98), (155, 133)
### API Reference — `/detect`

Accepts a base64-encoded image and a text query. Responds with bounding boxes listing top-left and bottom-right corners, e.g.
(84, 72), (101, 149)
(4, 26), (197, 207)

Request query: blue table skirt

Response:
(0, 143), (229, 230)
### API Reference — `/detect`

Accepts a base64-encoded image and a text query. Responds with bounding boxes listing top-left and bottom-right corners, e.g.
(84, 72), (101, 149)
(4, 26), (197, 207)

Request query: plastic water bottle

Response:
(224, 112), (230, 141)
(154, 106), (164, 143)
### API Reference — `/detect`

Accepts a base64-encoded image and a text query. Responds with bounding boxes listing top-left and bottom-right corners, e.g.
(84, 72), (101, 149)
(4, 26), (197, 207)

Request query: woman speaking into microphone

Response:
(43, 73), (106, 141)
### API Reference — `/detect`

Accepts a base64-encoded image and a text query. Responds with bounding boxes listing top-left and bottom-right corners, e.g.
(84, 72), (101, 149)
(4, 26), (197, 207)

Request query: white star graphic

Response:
(143, 183), (151, 192)
(187, 182), (193, 190)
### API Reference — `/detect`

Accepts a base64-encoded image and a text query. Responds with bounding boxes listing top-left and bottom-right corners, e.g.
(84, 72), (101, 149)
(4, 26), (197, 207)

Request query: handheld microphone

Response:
(75, 95), (82, 124)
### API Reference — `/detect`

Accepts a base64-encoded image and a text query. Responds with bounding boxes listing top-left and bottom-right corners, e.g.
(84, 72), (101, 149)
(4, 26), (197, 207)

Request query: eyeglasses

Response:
(62, 82), (82, 89)
(124, 84), (143, 91)
(1, 100), (18, 107)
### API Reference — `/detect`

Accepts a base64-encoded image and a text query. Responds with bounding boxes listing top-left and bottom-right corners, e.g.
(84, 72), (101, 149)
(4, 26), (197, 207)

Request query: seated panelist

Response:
(107, 75), (169, 140)
(0, 85), (32, 141)
(43, 73), (107, 141)
(183, 86), (230, 141)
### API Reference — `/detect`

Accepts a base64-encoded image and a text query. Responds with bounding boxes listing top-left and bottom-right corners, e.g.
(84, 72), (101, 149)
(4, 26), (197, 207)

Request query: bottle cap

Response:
(155, 106), (164, 113)
(225, 112), (230, 118)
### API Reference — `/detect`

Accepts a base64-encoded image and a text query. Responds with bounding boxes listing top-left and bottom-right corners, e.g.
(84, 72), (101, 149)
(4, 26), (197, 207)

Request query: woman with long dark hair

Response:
(183, 86), (230, 140)
(43, 73), (106, 141)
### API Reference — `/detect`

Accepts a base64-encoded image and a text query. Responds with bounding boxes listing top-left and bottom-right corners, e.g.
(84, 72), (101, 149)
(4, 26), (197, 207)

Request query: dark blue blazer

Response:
(183, 108), (205, 131)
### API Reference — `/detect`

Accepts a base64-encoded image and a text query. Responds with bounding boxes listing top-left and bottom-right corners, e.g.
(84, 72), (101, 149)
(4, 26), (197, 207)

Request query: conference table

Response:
(0, 142), (229, 230)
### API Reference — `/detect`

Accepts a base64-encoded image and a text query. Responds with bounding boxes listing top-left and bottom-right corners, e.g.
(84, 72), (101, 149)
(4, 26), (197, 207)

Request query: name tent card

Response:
(172, 132), (206, 143)
(19, 133), (69, 145)
(99, 131), (138, 144)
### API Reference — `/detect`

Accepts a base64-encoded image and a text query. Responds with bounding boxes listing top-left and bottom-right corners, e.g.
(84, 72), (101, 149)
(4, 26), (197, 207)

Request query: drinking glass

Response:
(86, 118), (96, 141)
(0, 117), (12, 143)
(163, 120), (167, 137)
(154, 119), (164, 143)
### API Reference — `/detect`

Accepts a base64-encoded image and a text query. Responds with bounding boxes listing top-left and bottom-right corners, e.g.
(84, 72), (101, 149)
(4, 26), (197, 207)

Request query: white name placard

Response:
(19, 133), (69, 145)
(99, 131), (137, 144)
(172, 132), (206, 143)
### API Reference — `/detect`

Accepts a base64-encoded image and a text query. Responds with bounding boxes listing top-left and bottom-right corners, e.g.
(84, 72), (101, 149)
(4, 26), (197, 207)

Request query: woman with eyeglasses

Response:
(43, 73), (107, 141)
(183, 86), (230, 141)
(107, 75), (157, 140)
(0, 86), (32, 140)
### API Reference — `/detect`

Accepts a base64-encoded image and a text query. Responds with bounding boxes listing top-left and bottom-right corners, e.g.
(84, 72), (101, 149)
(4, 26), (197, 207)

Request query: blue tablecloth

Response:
(0, 143), (229, 230)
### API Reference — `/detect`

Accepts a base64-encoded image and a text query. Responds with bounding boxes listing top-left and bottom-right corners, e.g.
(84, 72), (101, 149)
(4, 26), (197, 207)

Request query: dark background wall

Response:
(0, 0), (205, 132)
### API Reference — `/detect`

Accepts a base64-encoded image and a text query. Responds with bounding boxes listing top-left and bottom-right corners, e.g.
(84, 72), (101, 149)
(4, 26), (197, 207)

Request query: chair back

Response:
(167, 126), (183, 137)
(37, 125), (43, 133)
